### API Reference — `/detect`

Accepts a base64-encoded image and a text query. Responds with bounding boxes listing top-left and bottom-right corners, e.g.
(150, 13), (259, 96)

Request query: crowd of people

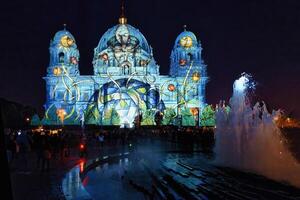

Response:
(4, 128), (73, 172)
(4, 126), (214, 173)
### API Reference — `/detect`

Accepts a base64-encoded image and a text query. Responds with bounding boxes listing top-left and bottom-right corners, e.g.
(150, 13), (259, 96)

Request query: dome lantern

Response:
(118, 0), (127, 24)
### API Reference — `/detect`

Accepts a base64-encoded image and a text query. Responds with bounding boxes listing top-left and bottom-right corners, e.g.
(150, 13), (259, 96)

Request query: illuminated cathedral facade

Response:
(42, 15), (208, 127)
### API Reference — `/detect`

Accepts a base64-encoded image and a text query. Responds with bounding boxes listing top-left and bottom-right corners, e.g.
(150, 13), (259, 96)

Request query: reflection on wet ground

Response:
(83, 139), (300, 200)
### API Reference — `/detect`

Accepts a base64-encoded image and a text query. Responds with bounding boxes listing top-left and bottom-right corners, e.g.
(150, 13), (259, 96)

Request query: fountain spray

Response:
(214, 73), (300, 187)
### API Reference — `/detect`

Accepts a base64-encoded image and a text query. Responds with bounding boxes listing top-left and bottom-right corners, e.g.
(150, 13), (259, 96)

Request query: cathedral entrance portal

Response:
(98, 78), (163, 127)
(102, 91), (139, 128)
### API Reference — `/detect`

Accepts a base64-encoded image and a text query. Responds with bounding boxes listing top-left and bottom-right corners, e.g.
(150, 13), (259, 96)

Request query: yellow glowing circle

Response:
(180, 36), (193, 48)
(190, 108), (198, 116)
(67, 38), (74, 46)
(53, 67), (62, 76)
(60, 35), (74, 47)
(192, 72), (200, 82)
(56, 109), (67, 122)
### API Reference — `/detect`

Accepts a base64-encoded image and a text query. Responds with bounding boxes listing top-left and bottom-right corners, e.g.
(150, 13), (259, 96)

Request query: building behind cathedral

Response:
(42, 14), (208, 127)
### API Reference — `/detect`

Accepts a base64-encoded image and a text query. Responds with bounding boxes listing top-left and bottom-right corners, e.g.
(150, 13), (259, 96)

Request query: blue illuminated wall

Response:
(42, 21), (208, 127)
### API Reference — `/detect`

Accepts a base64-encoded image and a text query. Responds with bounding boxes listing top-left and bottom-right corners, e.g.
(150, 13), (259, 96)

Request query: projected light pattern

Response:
(98, 78), (163, 127)
(42, 20), (208, 127)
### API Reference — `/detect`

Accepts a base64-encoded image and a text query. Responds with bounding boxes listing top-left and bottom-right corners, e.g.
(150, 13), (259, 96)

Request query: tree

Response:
(85, 103), (101, 125)
(200, 105), (215, 127)
(42, 105), (59, 125)
(141, 109), (156, 125)
(102, 108), (112, 125)
(41, 117), (50, 125)
(181, 108), (196, 126)
(111, 108), (120, 125)
(162, 107), (176, 125)
(30, 114), (41, 126)
(64, 109), (80, 125)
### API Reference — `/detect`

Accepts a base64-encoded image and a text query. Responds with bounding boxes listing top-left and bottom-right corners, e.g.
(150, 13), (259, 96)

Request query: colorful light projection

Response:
(179, 36), (193, 48)
(98, 78), (164, 127)
(60, 35), (74, 48)
(56, 108), (67, 123)
(43, 21), (208, 126)
(43, 64), (204, 126)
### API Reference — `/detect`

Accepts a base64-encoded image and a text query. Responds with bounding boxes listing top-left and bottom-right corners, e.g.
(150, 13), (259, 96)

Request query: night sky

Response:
(1, 0), (300, 118)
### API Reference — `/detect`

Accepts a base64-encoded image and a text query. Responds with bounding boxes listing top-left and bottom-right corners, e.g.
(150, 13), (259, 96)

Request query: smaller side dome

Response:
(52, 28), (77, 48)
(47, 26), (80, 76)
(169, 28), (204, 77)
(174, 30), (198, 48)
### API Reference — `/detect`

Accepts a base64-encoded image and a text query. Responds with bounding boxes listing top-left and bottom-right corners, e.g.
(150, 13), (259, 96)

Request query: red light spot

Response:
(168, 84), (175, 92)
(80, 144), (84, 149)
(79, 160), (85, 173)
(179, 59), (186, 66)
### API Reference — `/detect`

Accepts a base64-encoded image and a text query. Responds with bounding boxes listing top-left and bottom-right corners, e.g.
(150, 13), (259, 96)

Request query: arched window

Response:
(125, 65), (130, 75)
(59, 52), (65, 63)
(122, 64), (130, 75)
(187, 53), (193, 61)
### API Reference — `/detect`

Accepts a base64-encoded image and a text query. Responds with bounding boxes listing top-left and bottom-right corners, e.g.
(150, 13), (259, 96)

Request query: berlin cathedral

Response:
(42, 11), (208, 127)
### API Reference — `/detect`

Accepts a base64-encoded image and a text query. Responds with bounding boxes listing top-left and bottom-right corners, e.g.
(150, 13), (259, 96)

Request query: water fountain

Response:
(214, 73), (300, 187)
(63, 73), (300, 200)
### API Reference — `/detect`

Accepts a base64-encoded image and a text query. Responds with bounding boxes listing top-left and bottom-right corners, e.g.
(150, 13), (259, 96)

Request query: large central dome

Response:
(44, 11), (208, 127)
(94, 24), (151, 55)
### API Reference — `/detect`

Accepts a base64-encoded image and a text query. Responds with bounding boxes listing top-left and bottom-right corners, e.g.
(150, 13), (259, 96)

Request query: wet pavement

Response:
(10, 134), (300, 200)
(9, 140), (131, 200)
(10, 150), (79, 200)
(82, 139), (300, 200)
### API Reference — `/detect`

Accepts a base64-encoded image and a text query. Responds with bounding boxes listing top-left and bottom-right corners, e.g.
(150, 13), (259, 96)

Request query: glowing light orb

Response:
(99, 53), (108, 61)
(56, 108), (67, 122)
(179, 59), (186, 66)
(168, 84), (176, 92)
(53, 67), (62, 76)
(60, 35), (74, 47)
(180, 36), (193, 48)
(192, 72), (200, 82)
(70, 56), (78, 65)
(190, 107), (199, 116)
(140, 60), (149, 66)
